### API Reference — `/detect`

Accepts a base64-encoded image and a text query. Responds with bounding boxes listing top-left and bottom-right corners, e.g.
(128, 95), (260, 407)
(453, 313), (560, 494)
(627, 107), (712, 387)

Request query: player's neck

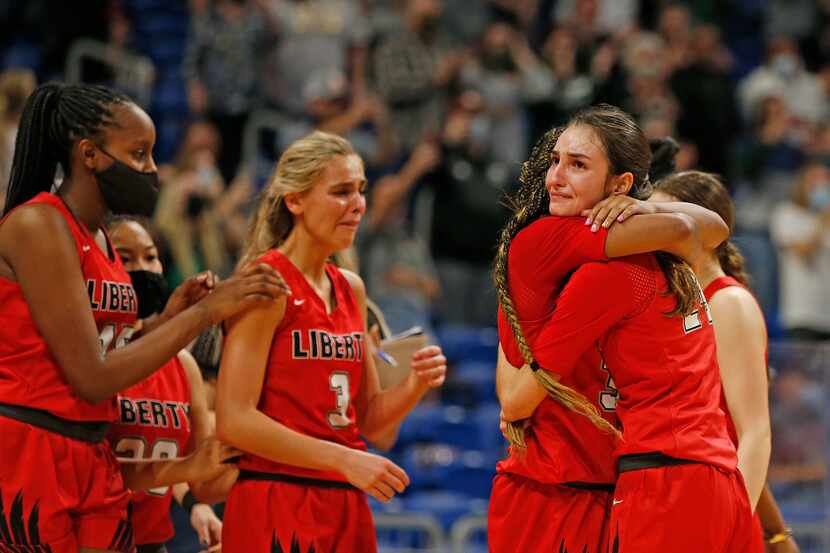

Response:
(58, 177), (108, 234)
(279, 230), (330, 284)
(696, 255), (726, 289)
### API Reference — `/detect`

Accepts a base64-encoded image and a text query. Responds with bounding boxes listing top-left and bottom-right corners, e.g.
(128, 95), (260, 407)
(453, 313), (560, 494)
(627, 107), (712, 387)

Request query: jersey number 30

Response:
(114, 437), (179, 496)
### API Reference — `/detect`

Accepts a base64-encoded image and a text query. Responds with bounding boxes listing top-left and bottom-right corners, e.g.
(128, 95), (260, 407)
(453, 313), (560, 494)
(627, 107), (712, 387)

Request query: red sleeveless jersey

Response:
(497, 216), (617, 485)
(531, 255), (737, 471)
(238, 250), (368, 482)
(0, 192), (137, 421)
(108, 355), (192, 545)
(704, 276), (768, 449)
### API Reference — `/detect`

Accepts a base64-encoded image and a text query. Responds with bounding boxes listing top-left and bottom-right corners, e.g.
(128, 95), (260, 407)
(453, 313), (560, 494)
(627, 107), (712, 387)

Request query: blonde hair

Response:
(238, 131), (357, 268)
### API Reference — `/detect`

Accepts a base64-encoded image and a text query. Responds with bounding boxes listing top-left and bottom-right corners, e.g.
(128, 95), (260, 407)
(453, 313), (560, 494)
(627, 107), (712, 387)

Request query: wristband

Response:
(766, 528), (793, 544)
(181, 490), (198, 516)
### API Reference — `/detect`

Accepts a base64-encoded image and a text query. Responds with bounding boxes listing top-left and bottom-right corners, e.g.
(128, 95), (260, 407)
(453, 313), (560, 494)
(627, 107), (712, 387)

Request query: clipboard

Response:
(373, 326), (428, 389)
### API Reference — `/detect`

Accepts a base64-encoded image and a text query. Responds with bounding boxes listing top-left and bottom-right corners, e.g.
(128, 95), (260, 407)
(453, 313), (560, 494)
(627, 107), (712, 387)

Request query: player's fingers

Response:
(374, 480), (397, 500)
(366, 487), (389, 502)
(383, 470), (408, 493)
(386, 462), (410, 487)
(618, 204), (639, 222)
(415, 366), (447, 381)
(411, 345), (441, 361)
(411, 354), (446, 371)
(601, 206), (624, 229)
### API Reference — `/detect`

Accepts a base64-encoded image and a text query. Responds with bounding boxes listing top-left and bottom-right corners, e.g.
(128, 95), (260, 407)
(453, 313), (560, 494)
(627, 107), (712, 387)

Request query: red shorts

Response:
(222, 476), (377, 553)
(0, 416), (133, 552)
(488, 473), (612, 553)
(609, 463), (753, 553)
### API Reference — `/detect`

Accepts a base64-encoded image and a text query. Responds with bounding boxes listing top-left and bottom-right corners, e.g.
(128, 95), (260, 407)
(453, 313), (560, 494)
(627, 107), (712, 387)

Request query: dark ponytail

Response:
(4, 82), (130, 216)
(655, 171), (750, 287)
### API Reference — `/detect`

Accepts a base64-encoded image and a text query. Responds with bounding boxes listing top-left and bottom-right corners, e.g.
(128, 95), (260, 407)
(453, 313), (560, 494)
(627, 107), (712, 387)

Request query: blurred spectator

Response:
(738, 36), (828, 126)
(459, 22), (553, 164)
(763, 0), (819, 44)
(359, 142), (442, 335)
(553, 0), (639, 37)
(277, 68), (395, 170)
(0, 68), (36, 213)
(770, 161), (830, 341)
(620, 31), (678, 125)
(256, 0), (370, 116)
(669, 24), (738, 176)
(372, 0), (467, 154)
(428, 91), (515, 326)
(184, 0), (264, 183)
(155, 121), (232, 285)
(527, 27), (595, 139)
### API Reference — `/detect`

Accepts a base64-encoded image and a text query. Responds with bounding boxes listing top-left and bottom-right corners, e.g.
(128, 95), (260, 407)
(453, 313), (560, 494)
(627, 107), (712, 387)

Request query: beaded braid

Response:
(4, 82), (130, 216)
(493, 128), (618, 450)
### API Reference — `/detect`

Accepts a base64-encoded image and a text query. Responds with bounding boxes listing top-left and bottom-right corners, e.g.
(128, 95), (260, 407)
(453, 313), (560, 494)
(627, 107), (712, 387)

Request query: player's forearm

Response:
(82, 306), (211, 402)
(499, 365), (546, 422)
(756, 484), (790, 535)
(360, 374), (427, 442)
(121, 456), (201, 491)
(216, 406), (344, 473)
(651, 201), (728, 250)
(737, 425), (772, 511)
(189, 466), (238, 504)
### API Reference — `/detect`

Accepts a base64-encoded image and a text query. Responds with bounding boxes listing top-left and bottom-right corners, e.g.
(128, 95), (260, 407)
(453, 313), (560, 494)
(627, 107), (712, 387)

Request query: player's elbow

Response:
(500, 397), (533, 422)
(67, 375), (111, 404)
(669, 213), (696, 245)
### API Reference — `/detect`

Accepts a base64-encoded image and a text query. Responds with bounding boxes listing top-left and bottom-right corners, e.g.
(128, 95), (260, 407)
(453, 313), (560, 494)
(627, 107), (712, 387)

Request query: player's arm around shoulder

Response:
(340, 268), (447, 445)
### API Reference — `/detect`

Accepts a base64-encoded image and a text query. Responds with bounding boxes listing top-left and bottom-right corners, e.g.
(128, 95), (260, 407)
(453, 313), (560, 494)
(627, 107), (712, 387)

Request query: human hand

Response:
(161, 271), (218, 322)
(190, 503), (222, 551)
(340, 449), (410, 502)
(197, 263), (291, 324)
(186, 438), (242, 482)
(581, 196), (656, 232)
(499, 409), (530, 441)
(408, 345), (447, 390)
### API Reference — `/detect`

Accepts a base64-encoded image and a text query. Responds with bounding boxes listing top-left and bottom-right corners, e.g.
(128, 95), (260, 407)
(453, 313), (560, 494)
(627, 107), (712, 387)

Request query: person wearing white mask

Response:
(770, 161), (830, 340)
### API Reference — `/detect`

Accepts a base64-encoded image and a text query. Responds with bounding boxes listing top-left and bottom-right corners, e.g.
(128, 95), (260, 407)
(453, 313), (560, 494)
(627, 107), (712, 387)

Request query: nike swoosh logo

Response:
(613, 499), (624, 506)
(293, 299), (305, 306)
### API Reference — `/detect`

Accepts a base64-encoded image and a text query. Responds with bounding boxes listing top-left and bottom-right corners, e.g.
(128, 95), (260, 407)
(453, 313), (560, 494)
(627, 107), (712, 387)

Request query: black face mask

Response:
(95, 148), (160, 217)
(128, 270), (170, 318)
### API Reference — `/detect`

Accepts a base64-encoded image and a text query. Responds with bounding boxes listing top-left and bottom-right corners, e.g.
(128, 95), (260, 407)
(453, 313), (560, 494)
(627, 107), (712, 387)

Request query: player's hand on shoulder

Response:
(340, 449), (410, 503)
(163, 270), (218, 320)
(582, 195), (656, 232)
(197, 263), (292, 323)
(408, 345), (447, 391)
(187, 437), (242, 482)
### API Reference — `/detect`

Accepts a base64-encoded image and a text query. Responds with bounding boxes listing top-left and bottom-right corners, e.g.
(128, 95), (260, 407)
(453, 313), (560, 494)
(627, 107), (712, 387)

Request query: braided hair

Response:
(493, 106), (691, 449)
(4, 82), (131, 216)
(493, 127), (619, 449)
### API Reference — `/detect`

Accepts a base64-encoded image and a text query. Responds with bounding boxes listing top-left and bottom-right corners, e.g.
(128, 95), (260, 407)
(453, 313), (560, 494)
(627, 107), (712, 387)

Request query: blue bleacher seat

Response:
(437, 325), (499, 365)
(401, 490), (488, 531)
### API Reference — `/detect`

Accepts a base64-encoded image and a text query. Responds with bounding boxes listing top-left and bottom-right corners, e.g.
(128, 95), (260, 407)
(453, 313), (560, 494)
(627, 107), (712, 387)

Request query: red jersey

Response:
(108, 355), (192, 545)
(704, 276), (768, 448)
(0, 192), (137, 421)
(497, 216), (618, 484)
(531, 254), (737, 471)
(238, 250), (367, 482)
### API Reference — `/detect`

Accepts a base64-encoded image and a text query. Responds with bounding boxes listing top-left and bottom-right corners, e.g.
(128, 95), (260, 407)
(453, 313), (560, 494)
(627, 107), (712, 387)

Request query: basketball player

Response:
(652, 171), (797, 552)
(107, 216), (235, 553)
(495, 105), (753, 552)
(215, 131), (447, 552)
(488, 133), (728, 553)
(0, 83), (285, 552)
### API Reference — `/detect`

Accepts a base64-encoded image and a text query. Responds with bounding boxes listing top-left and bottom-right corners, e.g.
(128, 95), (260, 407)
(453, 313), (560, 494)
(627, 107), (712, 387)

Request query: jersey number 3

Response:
(328, 372), (351, 428)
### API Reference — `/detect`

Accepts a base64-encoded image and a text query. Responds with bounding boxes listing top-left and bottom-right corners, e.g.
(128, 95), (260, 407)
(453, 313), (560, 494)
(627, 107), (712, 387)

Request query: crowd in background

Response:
(2, 0), (830, 339)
